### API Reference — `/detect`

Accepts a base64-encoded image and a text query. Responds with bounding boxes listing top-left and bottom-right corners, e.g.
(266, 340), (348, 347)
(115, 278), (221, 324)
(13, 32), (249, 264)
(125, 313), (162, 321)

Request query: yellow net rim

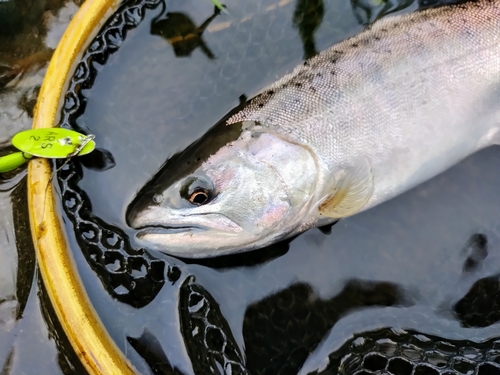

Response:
(28, 0), (139, 373)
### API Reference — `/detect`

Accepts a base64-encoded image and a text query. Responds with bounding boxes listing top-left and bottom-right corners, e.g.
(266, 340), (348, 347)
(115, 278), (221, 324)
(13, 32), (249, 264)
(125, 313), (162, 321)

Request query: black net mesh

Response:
(179, 276), (250, 375)
(309, 328), (500, 375)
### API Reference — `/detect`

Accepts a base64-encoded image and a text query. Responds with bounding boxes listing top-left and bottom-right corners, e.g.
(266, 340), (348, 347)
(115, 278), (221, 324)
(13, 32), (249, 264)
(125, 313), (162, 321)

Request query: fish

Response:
(127, 0), (500, 258)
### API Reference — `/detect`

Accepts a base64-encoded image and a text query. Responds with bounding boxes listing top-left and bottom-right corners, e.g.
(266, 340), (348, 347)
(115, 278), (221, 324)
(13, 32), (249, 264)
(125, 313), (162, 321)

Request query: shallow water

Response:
(0, 1), (83, 373)
(3, 0), (500, 373)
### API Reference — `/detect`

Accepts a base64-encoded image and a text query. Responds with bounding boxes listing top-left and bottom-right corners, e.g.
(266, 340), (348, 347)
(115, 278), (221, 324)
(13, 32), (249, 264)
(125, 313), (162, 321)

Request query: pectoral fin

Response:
(319, 158), (374, 218)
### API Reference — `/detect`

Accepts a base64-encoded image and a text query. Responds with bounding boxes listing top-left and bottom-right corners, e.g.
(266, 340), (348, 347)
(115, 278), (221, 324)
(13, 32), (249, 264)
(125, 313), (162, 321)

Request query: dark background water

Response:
(3, 0), (500, 373)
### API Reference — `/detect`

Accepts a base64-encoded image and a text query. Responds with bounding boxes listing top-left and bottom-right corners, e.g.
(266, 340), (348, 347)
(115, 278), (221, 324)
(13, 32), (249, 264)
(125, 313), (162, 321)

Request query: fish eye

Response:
(180, 176), (214, 206)
(188, 189), (209, 205)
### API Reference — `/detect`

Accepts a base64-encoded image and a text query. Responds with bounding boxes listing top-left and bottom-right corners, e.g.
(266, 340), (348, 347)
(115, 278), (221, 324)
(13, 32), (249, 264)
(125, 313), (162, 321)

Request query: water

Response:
(3, 0), (500, 373)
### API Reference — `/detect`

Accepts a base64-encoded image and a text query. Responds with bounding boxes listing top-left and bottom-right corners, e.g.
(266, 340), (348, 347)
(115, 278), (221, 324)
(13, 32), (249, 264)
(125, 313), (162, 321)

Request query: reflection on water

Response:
(351, 0), (414, 24)
(151, 4), (223, 59)
(461, 233), (488, 274)
(242, 281), (406, 375)
(293, 0), (324, 59)
(127, 329), (184, 375)
(454, 270), (500, 328)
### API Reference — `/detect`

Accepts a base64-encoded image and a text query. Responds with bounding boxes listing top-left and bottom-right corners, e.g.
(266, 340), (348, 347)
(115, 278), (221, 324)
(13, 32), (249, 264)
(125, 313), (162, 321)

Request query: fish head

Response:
(127, 128), (319, 258)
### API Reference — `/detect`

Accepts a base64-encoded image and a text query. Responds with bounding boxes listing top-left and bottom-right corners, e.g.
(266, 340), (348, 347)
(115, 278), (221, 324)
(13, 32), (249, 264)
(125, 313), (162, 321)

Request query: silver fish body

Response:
(128, 0), (500, 258)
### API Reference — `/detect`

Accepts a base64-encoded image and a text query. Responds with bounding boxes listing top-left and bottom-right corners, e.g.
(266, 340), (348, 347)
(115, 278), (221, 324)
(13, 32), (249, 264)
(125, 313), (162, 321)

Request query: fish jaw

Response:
(130, 205), (283, 258)
(136, 230), (270, 258)
(131, 205), (243, 234)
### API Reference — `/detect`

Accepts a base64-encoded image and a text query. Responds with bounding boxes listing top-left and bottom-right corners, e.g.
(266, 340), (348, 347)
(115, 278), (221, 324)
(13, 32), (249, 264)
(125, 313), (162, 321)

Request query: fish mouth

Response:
(128, 205), (243, 237)
(128, 207), (264, 257)
(135, 224), (206, 236)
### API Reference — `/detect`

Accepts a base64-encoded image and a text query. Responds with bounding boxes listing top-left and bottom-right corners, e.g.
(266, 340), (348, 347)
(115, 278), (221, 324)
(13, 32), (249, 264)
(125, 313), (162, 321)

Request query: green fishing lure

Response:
(0, 128), (96, 173)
